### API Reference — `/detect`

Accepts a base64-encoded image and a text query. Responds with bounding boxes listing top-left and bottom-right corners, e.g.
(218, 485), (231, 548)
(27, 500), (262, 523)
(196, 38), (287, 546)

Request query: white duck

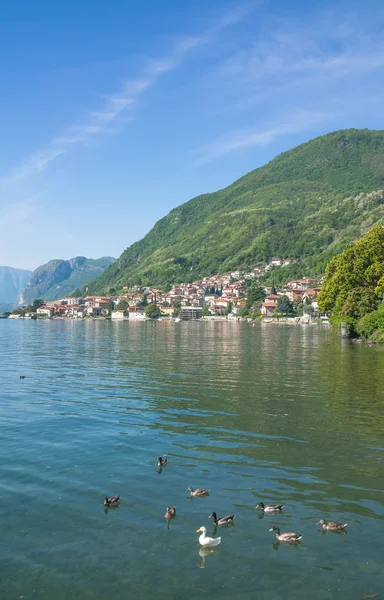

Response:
(196, 526), (221, 548)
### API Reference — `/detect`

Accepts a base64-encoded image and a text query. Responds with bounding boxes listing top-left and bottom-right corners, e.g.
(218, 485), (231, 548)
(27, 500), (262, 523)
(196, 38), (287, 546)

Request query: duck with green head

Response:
(209, 512), (235, 526)
(269, 526), (302, 543)
(104, 496), (120, 508)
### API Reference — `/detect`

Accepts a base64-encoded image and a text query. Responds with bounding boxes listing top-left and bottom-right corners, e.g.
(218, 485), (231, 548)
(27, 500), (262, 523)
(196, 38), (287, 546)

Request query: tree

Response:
(201, 306), (211, 316)
(29, 299), (44, 313)
(293, 298), (304, 316)
(116, 300), (129, 310)
(246, 282), (266, 311)
(318, 225), (384, 326)
(277, 295), (294, 315)
(145, 304), (161, 319)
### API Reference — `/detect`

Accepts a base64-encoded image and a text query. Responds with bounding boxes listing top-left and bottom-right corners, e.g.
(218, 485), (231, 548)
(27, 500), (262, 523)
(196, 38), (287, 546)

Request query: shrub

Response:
(356, 304), (384, 338)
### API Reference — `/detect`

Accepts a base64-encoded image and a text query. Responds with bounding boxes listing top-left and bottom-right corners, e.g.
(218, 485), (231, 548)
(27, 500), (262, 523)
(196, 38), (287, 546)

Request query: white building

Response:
(111, 310), (127, 320)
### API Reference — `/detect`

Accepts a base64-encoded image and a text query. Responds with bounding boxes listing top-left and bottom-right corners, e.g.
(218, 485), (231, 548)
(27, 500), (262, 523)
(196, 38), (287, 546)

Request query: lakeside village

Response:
(7, 258), (326, 323)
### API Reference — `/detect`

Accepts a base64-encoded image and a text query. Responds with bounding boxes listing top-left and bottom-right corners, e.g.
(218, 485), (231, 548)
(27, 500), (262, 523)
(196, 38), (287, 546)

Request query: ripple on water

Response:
(0, 320), (383, 600)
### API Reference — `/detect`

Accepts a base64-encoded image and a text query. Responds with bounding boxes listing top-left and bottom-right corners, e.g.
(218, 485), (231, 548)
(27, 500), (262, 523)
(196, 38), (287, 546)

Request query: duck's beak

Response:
(255, 504), (259, 508)
(208, 514), (213, 518)
(269, 528), (274, 532)
(316, 521), (321, 525)
(196, 528), (202, 532)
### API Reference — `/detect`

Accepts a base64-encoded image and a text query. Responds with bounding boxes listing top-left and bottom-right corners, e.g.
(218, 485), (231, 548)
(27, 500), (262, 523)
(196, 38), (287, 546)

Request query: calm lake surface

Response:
(1, 320), (383, 600)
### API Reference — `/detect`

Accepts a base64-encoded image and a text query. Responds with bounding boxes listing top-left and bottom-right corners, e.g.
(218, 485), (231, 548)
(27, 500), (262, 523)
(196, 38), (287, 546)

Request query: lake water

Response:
(1, 319), (383, 600)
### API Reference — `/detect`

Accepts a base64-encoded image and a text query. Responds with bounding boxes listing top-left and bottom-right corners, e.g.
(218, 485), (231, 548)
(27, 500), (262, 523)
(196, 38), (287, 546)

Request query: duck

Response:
(104, 496), (120, 507)
(19, 375), (26, 379)
(165, 506), (176, 519)
(317, 519), (348, 531)
(256, 502), (284, 513)
(186, 487), (209, 497)
(196, 526), (221, 547)
(209, 511), (235, 526)
(269, 526), (302, 543)
(158, 457), (168, 467)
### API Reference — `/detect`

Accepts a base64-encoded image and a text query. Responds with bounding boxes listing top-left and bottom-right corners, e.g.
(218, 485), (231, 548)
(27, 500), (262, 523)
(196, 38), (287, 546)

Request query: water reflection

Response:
(1, 320), (384, 600)
(196, 546), (216, 569)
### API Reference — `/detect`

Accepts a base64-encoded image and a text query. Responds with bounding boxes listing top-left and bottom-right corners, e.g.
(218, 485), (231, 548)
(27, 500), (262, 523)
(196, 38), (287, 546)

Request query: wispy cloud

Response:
(194, 110), (329, 165)
(193, 3), (384, 164)
(1, 5), (252, 190)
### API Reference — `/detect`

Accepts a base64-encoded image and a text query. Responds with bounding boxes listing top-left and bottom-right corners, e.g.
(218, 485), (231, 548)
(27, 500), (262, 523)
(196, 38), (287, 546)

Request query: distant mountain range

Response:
(0, 266), (32, 314)
(18, 256), (115, 306)
(81, 128), (384, 294)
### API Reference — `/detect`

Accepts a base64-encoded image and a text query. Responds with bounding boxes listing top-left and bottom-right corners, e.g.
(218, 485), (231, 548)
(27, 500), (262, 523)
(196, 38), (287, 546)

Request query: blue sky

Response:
(1, 0), (384, 270)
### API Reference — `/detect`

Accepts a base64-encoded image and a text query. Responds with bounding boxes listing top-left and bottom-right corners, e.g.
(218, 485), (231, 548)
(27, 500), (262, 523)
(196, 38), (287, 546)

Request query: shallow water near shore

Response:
(1, 319), (383, 600)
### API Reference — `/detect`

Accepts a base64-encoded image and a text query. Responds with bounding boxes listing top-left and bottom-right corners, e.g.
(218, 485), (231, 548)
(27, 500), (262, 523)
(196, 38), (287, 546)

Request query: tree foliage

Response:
(246, 282), (266, 311)
(277, 295), (294, 315)
(145, 304), (161, 319)
(318, 225), (384, 327)
(116, 300), (129, 310)
(355, 304), (384, 339)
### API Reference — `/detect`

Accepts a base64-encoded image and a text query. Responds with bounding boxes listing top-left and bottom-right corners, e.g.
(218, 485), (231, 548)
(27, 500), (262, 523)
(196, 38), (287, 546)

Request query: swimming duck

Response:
(104, 496), (120, 507)
(186, 487), (209, 497)
(165, 506), (176, 519)
(19, 375), (26, 379)
(209, 512), (235, 526)
(196, 526), (221, 547)
(158, 457), (168, 467)
(269, 526), (302, 543)
(317, 519), (348, 531)
(256, 502), (284, 513)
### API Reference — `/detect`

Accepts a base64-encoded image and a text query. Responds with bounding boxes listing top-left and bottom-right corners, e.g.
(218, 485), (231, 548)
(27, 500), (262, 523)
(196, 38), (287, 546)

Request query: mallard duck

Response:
(209, 511), (235, 526)
(196, 526), (221, 547)
(19, 375), (26, 379)
(256, 502), (284, 513)
(186, 487), (209, 497)
(158, 457), (168, 467)
(317, 519), (347, 531)
(165, 506), (176, 519)
(269, 526), (302, 543)
(104, 496), (120, 507)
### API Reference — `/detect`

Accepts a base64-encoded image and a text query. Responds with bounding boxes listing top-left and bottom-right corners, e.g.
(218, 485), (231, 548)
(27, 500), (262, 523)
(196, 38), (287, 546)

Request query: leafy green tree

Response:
(293, 298), (304, 316)
(145, 304), (161, 319)
(116, 300), (129, 310)
(356, 304), (384, 339)
(246, 282), (266, 311)
(201, 306), (211, 316)
(318, 225), (384, 326)
(29, 299), (44, 312)
(277, 295), (294, 315)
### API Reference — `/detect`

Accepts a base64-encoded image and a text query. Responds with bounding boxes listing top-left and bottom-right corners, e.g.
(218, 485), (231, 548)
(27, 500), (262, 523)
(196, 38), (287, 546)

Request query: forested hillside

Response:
(84, 129), (384, 293)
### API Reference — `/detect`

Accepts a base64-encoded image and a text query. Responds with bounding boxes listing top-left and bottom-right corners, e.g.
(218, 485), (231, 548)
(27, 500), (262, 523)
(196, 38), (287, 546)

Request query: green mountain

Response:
(84, 128), (384, 293)
(18, 256), (115, 305)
